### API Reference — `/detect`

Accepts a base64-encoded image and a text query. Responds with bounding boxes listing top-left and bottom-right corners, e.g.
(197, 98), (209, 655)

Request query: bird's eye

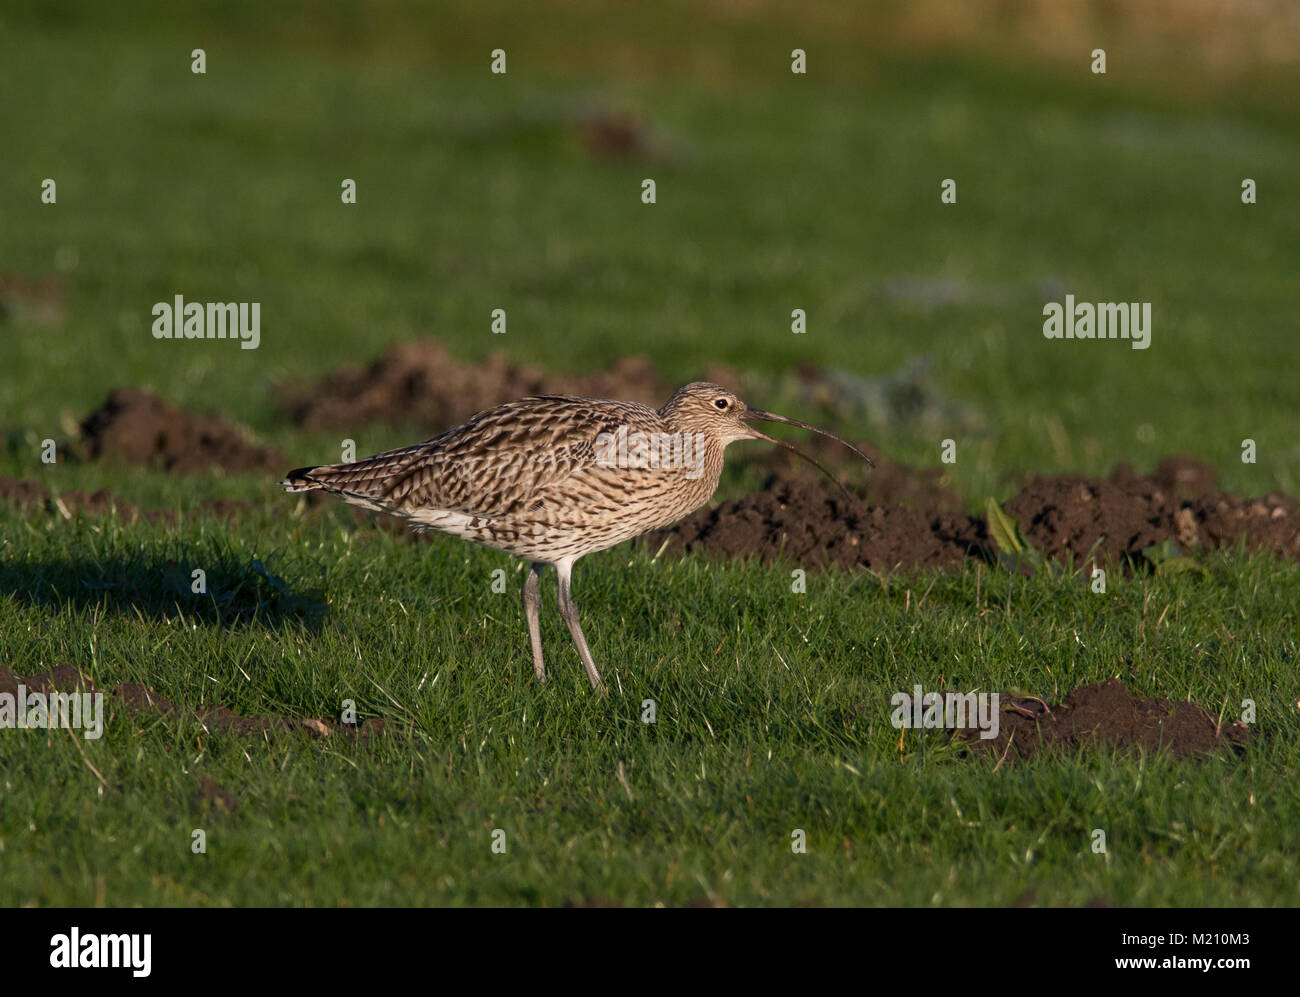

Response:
(714, 398), (729, 410)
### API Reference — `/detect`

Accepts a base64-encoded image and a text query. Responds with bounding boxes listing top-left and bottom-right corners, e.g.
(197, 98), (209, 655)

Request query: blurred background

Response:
(3, 0), (1298, 504)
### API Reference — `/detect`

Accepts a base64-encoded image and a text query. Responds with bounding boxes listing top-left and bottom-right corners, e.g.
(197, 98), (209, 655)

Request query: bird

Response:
(282, 382), (873, 692)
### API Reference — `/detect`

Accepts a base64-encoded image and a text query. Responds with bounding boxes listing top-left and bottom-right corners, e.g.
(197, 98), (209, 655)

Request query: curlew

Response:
(282, 382), (872, 691)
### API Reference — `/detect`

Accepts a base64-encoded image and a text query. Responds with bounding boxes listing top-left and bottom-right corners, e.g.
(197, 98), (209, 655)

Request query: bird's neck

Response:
(658, 415), (727, 496)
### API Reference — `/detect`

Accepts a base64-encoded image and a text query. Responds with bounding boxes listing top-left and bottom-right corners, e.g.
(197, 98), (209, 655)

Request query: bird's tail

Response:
(282, 465), (326, 492)
(281, 442), (428, 505)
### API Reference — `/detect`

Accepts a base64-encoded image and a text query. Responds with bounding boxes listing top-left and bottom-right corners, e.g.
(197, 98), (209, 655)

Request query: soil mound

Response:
(78, 388), (283, 474)
(1005, 455), (1300, 566)
(658, 473), (986, 572)
(661, 454), (1297, 573)
(956, 679), (1250, 761)
(274, 340), (683, 432)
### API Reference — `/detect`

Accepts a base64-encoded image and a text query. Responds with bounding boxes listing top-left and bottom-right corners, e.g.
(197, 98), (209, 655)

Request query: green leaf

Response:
(986, 500), (1045, 578)
(986, 499), (1026, 556)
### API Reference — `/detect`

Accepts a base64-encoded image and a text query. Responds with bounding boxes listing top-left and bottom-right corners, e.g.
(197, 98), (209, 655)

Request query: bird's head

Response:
(660, 381), (875, 484)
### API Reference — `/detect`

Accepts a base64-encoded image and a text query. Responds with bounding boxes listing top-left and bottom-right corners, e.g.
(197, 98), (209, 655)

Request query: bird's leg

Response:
(522, 562), (546, 683)
(555, 558), (604, 692)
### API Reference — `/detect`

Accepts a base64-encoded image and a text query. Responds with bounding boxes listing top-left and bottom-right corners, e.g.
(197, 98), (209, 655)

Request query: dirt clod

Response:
(956, 679), (1251, 762)
(275, 340), (671, 433)
(662, 453), (1297, 574)
(658, 473), (986, 572)
(1004, 456), (1300, 567)
(78, 387), (283, 474)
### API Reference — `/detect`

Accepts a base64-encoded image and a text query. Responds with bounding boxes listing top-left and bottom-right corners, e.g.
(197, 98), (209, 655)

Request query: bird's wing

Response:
(339, 395), (661, 519)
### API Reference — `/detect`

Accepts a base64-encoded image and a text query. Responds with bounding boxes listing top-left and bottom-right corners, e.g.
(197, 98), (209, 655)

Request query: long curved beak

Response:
(740, 407), (874, 499)
(743, 408), (876, 468)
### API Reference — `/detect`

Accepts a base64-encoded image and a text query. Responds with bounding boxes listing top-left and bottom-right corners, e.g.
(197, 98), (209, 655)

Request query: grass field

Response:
(2, 2), (1298, 906)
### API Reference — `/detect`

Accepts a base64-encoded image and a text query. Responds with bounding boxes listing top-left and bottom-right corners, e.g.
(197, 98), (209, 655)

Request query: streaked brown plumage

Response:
(283, 382), (872, 691)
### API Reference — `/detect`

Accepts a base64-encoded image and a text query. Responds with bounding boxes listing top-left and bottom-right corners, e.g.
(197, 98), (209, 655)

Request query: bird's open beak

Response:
(742, 408), (876, 468)
(740, 407), (875, 499)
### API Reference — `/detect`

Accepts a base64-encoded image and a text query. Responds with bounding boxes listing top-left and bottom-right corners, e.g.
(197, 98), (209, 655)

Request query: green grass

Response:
(3, 511), (1298, 906)
(1, 3), (1298, 906)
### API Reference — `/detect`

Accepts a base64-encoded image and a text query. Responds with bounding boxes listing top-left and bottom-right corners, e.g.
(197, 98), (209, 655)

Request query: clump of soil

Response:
(78, 387), (284, 474)
(275, 340), (675, 432)
(0, 664), (384, 743)
(755, 444), (963, 518)
(955, 679), (1250, 762)
(1005, 455), (1300, 567)
(659, 453), (1297, 574)
(657, 473), (987, 572)
(652, 426), (979, 571)
(0, 476), (245, 525)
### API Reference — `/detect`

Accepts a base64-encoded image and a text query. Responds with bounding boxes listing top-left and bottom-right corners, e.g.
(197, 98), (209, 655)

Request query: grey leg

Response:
(555, 558), (604, 692)
(522, 562), (546, 683)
